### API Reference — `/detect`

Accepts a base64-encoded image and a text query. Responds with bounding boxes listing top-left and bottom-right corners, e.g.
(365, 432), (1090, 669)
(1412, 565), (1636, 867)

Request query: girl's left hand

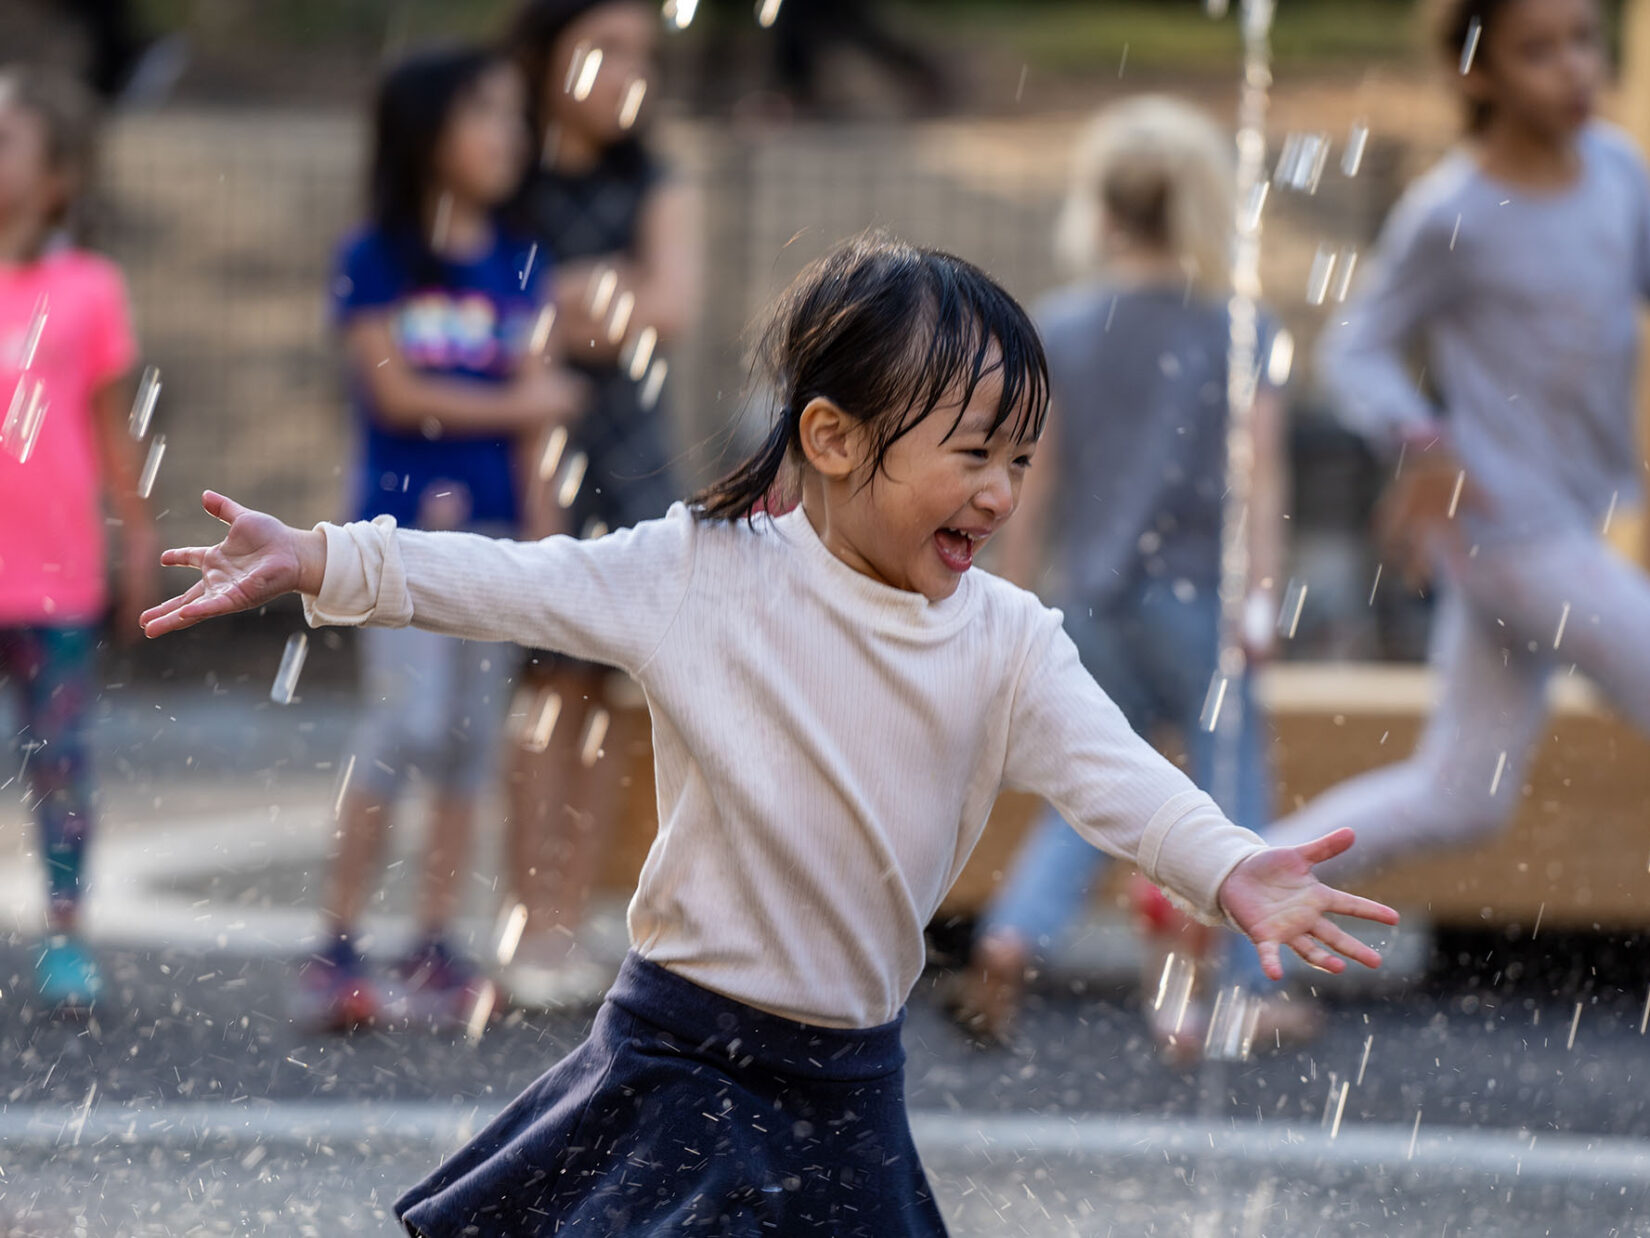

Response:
(1217, 828), (1400, 981)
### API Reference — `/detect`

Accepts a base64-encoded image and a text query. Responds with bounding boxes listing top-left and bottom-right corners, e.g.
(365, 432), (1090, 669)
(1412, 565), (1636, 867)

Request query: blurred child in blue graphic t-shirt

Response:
(301, 44), (584, 1032)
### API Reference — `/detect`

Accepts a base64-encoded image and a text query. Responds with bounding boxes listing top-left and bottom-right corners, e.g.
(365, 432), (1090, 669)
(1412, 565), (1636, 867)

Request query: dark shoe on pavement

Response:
(293, 935), (378, 1033)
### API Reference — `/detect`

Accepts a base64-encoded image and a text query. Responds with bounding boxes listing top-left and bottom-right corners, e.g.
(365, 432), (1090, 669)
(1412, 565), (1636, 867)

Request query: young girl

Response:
(303, 45), (583, 1030)
(949, 96), (1298, 1055)
(1263, 0), (1650, 917)
(0, 65), (157, 1011)
(497, 0), (700, 1009)
(142, 235), (1396, 1236)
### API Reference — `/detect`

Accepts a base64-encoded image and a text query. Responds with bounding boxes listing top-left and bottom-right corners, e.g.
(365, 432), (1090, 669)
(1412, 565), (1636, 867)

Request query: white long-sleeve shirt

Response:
(305, 503), (1266, 1028)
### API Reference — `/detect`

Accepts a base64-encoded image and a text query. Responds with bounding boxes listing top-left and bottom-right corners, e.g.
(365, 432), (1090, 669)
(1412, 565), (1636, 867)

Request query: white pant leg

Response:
(1463, 535), (1650, 733)
(1264, 588), (1550, 882)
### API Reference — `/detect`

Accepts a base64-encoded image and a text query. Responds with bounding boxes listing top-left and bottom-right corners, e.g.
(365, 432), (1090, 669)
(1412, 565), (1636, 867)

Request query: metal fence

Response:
(98, 108), (1409, 667)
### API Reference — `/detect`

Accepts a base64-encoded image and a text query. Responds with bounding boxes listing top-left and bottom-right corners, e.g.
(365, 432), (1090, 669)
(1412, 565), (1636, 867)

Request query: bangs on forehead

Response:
(877, 254), (1048, 455)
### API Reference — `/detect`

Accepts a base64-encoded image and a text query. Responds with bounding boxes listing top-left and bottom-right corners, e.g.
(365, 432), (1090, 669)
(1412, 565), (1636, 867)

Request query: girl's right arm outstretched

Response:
(143, 490), (698, 677)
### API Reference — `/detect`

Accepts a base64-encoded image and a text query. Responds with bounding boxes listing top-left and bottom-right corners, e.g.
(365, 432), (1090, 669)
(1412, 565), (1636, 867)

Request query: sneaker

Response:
(293, 936), (378, 1032)
(944, 929), (1031, 1046)
(1131, 874), (1216, 1067)
(389, 937), (492, 1030)
(36, 935), (102, 1012)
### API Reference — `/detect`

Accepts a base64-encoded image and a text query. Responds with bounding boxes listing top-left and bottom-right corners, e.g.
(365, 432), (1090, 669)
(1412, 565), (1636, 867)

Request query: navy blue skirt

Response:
(395, 953), (948, 1236)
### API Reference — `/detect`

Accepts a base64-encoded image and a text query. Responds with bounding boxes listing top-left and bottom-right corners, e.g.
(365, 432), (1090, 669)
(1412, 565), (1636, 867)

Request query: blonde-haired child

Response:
(953, 95), (1301, 1055)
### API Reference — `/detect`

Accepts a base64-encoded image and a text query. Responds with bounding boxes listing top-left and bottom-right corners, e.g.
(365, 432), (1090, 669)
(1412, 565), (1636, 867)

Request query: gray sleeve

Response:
(1315, 192), (1460, 448)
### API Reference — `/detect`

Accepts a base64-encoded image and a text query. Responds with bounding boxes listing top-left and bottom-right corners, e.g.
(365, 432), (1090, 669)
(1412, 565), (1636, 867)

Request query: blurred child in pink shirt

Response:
(0, 65), (157, 1010)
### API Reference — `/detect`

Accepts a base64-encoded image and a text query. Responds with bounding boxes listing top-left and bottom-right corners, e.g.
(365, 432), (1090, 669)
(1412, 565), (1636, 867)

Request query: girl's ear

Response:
(797, 397), (863, 481)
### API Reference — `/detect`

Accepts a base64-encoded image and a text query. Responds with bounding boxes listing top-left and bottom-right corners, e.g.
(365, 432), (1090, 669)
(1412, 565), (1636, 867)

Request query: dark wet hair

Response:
(0, 64), (100, 248)
(369, 45), (510, 281)
(692, 233), (1049, 523)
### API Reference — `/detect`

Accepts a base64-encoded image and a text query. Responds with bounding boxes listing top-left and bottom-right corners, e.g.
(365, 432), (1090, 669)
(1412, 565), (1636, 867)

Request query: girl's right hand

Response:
(141, 491), (325, 637)
(1375, 441), (1480, 585)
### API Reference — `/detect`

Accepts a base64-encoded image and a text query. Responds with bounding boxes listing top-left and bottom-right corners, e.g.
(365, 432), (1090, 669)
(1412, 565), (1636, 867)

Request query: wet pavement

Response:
(3, 688), (1649, 1235)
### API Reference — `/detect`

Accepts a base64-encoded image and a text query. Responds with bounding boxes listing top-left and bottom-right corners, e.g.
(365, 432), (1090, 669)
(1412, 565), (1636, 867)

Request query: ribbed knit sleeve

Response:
(302, 503), (699, 676)
(1001, 613), (1267, 923)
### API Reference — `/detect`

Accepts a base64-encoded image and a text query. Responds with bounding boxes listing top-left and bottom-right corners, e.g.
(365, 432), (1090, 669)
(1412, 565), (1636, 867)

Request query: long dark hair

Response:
(369, 45), (509, 280)
(693, 233), (1050, 523)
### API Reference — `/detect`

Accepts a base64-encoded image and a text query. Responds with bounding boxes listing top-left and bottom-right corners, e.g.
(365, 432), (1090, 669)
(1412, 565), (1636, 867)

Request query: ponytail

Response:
(691, 406), (795, 521)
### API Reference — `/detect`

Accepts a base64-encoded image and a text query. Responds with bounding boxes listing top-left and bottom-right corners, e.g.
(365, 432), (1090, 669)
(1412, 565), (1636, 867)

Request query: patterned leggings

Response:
(1, 627), (97, 920)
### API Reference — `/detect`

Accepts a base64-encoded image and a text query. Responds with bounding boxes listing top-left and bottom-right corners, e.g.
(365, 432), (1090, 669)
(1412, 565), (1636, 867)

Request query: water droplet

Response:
(568, 46), (604, 101)
(663, 0), (700, 29)
(1341, 120), (1369, 177)
(1204, 985), (1260, 1061)
(537, 424), (568, 482)
(1278, 577), (1308, 639)
(1199, 672), (1229, 732)
(625, 325), (659, 382)
(1266, 328), (1294, 386)
(1, 376), (47, 463)
(495, 902), (529, 967)
(556, 452), (588, 509)
(1459, 16), (1482, 74)
(618, 77), (648, 129)
(1306, 243), (1336, 305)
(332, 753), (356, 818)
(639, 357), (668, 409)
(1489, 750), (1507, 796)
(580, 707), (610, 767)
(606, 290), (636, 344)
(1274, 132), (1329, 194)
(522, 689), (562, 753)
(270, 633), (308, 705)
(1330, 246), (1358, 302)
(529, 304), (557, 358)
(588, 267), (619, 319)
(136, 433), (166, 498)
(129, 365), (162, 439)
(20, 294), (47, 368)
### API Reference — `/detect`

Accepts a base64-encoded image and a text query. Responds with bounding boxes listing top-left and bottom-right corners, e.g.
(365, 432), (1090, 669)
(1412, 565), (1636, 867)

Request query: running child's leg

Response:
(7, 625), (103, 1008)
(417, 639), (511, 938)
(15, 627), (99, 935)
(1469, 534), (1650, 734)
(1262, 590), (1550, 883)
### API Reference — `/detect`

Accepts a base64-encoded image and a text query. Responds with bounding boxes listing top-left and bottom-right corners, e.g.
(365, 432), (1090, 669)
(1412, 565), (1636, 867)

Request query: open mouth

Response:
(934, 527), (983, 573)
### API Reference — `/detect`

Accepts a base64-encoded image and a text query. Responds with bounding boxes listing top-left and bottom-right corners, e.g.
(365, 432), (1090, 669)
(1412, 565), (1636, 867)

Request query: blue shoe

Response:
(36, 935), (102, 1011)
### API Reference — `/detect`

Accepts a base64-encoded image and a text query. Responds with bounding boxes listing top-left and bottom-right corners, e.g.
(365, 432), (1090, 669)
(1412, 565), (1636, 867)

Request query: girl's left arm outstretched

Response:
(1002, 617), (1397, 977)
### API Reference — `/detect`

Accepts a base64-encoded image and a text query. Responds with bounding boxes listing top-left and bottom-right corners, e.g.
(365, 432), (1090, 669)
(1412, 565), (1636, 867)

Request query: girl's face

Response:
(1471, 0), (1603, 139)
(544, 2), (659, 147)
(0, 100), (60, 235)
(435, 62), (530, 208)
(828, 371), (1037, 602)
